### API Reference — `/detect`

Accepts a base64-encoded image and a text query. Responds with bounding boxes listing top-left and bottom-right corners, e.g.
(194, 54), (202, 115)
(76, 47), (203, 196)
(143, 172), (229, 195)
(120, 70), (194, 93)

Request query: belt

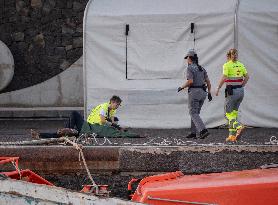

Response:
(188, 85), (206, 93)
(190, 85), (205, 89)
(230, 85), (242, 89)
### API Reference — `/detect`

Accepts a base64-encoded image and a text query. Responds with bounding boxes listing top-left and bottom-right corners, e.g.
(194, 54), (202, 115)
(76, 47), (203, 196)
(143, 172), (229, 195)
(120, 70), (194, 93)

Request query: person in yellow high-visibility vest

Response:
(31, 96), (123, 139)
(87, 95), (122, 126)
(31, 96), (140, 138)
(216, 49), (249, 142)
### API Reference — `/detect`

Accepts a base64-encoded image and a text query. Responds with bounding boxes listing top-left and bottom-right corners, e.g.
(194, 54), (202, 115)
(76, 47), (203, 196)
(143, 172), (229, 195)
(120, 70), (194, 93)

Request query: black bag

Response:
(225, 85), (233, 97)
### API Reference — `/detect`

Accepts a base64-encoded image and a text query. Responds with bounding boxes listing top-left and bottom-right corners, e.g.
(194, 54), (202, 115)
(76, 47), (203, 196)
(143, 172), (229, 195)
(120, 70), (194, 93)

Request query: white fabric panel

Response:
(88, 0), (237, 16)
(238, 0), (278, 127)
(239, 0), (278, 12)
(127, 19), (192, 79)
(83, 0), (278, 128)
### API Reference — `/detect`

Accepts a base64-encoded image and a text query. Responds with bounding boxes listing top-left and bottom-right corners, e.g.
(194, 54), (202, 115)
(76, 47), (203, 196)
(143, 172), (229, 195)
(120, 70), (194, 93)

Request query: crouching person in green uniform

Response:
(80, 95), (139, 138)
(87, 95), (122, 129)
(31, 96), (140, 138)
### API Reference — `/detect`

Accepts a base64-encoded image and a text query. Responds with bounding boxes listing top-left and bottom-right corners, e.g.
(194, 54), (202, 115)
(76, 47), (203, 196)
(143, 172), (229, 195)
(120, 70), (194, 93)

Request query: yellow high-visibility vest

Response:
(87, 102), (116, 125)
(223, 60), (247, 85)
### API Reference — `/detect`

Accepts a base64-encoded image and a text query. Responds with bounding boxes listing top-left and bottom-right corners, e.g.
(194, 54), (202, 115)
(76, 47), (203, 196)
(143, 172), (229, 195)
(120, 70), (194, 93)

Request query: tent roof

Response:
(87, 0), (237, 16)
(239, 0), (278, 12)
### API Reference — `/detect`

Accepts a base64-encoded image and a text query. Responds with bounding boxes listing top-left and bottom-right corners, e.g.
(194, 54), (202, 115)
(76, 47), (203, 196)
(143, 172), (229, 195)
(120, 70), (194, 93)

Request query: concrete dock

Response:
(0, 118), (277, 198)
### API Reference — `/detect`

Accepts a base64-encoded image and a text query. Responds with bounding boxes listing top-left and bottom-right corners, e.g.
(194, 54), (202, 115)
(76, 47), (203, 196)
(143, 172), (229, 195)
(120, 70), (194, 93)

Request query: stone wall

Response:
(0, 0), (89, 93)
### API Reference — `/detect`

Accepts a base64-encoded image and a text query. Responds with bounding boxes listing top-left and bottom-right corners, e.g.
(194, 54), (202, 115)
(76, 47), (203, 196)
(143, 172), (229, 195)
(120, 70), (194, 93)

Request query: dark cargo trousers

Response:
(188, 89), (207, 134)
(225, 87), (244, 135)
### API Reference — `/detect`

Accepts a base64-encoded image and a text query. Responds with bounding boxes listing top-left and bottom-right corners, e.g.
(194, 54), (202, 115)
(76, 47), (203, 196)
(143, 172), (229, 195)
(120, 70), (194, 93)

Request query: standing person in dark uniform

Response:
(216, 48), (249, 142)
(178, 49), (212, 139)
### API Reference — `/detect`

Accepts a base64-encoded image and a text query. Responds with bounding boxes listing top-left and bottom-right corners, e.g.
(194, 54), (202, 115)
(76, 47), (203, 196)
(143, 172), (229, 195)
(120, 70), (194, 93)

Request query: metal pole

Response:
(126, 35), (128, 79)
(125, 24), (129, 79)
(234, 0), (240, 50)
(191, 23), (195, 50)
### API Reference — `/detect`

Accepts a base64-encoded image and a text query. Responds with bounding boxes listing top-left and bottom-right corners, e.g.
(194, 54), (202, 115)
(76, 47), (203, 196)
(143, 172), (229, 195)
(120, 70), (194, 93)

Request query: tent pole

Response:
(125, 24), (129, 79)
(191, 23), (195, 50)
(125, 36), (127, 79)
(234, 0), (240, 50)
(83, 0), (94, 119)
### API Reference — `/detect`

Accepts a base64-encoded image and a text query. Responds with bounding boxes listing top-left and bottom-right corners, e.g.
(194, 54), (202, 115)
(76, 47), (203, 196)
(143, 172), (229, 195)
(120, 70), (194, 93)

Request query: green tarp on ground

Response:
(80, 122), (140, 138)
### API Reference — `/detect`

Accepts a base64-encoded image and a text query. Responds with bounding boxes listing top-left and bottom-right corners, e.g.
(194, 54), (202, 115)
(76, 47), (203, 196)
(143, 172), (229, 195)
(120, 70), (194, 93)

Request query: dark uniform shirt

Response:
(186, 63), (208, 87)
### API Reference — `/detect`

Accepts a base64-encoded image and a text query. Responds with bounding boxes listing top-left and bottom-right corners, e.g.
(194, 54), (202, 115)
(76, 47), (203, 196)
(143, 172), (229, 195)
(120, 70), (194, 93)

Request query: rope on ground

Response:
(76, 133), (113, 146)
(265, 136), (278, 145)
(90, 134), (112, 146)
(76, 134), (92, 145)
(260, 163), (278, 169)
(141, 137), (208, 146)
(11, 160), (21, 179)
(0, 137), (76, 146)
(62, 137), (99, 194)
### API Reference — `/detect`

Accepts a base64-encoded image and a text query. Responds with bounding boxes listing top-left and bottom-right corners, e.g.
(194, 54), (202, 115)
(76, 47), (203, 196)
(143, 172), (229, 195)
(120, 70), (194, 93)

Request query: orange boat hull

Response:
(131, 168), (278, 205)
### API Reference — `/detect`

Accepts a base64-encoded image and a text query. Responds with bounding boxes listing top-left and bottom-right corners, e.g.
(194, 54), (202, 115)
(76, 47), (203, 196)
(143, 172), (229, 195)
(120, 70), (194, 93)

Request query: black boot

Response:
(199, 129), (210, 139)
(186, 133), (197, 139)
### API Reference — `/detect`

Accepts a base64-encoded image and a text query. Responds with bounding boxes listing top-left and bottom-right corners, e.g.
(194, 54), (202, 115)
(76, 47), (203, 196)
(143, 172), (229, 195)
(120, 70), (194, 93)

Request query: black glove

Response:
(208, 93), (212, 102)
(111, 123), (121, 130)
(105, 117), (112, 122)
(177, 87), (183, 92)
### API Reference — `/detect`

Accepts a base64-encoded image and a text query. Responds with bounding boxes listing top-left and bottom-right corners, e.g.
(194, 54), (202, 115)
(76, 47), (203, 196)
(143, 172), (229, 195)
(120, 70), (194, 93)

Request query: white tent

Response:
(238, 1), (278, 128)
(83, 0), (278, 128)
